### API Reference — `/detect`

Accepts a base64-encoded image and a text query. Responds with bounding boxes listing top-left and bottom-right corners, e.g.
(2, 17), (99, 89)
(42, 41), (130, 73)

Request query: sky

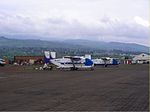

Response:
(0, 0), (149, 46)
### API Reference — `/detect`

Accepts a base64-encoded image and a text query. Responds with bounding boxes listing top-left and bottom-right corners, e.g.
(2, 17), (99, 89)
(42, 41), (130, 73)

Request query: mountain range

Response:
(0, 36), (149, 53)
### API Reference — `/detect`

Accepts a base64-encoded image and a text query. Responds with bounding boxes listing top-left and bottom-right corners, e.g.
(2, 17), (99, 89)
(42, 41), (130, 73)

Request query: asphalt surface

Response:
(0, 64), (149, 111)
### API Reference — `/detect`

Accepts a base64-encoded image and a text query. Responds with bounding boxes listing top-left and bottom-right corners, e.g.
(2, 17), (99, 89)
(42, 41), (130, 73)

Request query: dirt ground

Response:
(0, 64), (149, 111)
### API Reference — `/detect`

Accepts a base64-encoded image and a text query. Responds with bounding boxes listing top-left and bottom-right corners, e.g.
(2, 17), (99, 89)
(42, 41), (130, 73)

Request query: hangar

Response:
(132, 53), (150, 64)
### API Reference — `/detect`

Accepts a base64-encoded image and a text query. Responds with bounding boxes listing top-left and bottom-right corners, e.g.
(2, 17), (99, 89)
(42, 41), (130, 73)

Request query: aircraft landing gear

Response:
(91, 67), (94, 71)
(70, 67), (78, 71)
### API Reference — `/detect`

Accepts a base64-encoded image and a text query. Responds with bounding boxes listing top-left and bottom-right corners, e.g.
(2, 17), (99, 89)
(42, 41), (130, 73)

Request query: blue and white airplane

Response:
(44, 51), (94, 70)
(92, 57), (119, 67)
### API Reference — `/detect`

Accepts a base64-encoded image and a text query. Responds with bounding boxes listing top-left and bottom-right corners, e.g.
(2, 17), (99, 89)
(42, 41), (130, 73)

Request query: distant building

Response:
(120, 56), (132, 64)
(123, 59), (132, 64)
(132, 53), (150, 64)
(14, 56), (44, 65)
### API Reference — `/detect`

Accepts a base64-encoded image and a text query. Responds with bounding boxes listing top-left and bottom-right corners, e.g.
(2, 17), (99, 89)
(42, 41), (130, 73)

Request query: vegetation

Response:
(0, 36), (148, 60)
(0, 47), (144, 61)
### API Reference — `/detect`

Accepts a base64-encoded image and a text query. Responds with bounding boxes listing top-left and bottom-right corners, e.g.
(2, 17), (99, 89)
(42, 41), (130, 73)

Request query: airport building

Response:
(14, 56), (44, 65)
(132, 53), (150, 64)
(123, 59), (132, 64)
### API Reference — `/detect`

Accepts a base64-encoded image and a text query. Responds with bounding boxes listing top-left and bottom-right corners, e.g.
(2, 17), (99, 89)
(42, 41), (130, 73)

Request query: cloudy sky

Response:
(0, 0), (149, 46)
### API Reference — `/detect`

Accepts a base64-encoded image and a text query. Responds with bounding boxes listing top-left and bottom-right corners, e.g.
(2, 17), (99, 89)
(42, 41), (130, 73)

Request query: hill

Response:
(0, 37), (148, 53)
(63, 39), (149, 53)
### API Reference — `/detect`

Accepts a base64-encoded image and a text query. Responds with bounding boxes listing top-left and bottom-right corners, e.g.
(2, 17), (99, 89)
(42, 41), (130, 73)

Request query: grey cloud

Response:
(99, 18), (148, 39)
(0, 13), (148, 45)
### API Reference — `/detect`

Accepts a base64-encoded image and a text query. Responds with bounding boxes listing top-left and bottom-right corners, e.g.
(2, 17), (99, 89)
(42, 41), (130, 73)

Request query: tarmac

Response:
(0, 64), (149, 111)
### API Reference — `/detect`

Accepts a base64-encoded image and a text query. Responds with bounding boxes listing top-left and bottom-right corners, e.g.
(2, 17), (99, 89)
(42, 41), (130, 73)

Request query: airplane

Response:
(0, 58), (6, 66)
(44, 51), (94, 70)
(92, 57), (119, 67)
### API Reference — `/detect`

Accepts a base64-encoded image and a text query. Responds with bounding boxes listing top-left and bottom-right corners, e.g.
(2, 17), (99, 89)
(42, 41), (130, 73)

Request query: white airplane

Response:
(0, 58), (6, 66)
(44, 51), (94, 70)
(92, 57), (119, 67)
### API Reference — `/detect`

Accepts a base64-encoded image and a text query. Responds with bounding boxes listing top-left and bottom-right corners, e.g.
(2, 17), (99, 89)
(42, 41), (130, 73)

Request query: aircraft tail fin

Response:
(44, 51), (50, 64)
(44, 51), (56, 64)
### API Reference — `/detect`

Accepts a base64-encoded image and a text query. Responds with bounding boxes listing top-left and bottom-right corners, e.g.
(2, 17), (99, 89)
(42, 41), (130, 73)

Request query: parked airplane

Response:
(0, 58), (6, 66)
(44, 51), (94, 70)
(92, 57), (119, 67)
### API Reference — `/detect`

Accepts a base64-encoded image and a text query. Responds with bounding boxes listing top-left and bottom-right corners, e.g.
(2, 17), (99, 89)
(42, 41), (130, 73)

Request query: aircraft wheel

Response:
(0, 64), (5, 67)
(70, 67), (78, 71)
(91, 67), (94, 71)
(70, 67), (74, 71)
